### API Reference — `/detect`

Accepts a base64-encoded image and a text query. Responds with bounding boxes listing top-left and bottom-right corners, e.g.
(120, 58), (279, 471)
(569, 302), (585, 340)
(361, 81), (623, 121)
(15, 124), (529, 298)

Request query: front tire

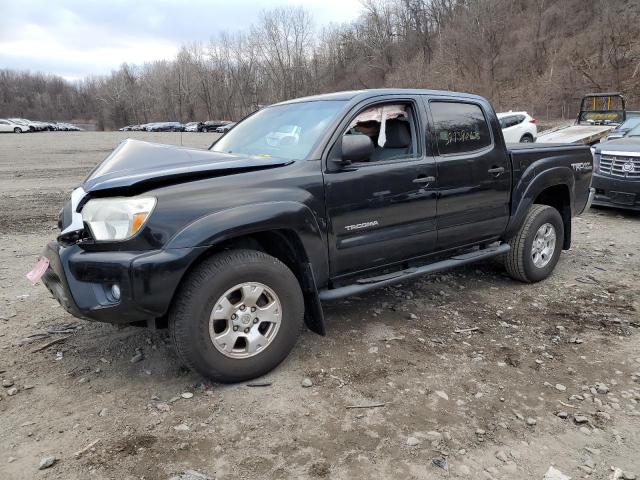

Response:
(505, 204), (564, 283)
(169, 249), (304, 382)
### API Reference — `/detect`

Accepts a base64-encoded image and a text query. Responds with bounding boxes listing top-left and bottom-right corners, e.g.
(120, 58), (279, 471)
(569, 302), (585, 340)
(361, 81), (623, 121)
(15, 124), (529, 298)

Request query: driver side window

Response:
(344, 103), (417, 163)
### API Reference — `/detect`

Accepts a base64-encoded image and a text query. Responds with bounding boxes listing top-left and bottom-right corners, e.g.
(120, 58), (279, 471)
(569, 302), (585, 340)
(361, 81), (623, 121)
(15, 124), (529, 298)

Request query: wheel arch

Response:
(532, 184), (572, 249)
(505, 167), (574, 249)
(163, 202), (328, 335)
(520, 133), (534, 142)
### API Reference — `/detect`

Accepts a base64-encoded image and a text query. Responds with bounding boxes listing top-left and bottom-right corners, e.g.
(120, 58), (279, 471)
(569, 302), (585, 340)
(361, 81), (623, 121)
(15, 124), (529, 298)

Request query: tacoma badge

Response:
(345, 221), (379, 231)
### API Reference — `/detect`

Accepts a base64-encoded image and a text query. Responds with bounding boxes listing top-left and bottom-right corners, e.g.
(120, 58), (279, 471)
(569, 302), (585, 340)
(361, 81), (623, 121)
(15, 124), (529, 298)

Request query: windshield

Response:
(619, 118), (640, 130)
(627, 125), (640, 137)
(211, 100), (346, 160)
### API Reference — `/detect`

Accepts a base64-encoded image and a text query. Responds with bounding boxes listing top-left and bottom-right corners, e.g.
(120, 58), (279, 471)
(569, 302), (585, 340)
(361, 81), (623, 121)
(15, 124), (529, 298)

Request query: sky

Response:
(0, 0), (363, 80)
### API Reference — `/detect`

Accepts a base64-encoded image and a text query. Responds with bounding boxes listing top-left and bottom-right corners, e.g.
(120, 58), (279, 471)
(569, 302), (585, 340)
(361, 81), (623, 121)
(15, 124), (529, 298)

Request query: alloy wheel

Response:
(531, 223), (556, 268)
(208, 282), (282, 359)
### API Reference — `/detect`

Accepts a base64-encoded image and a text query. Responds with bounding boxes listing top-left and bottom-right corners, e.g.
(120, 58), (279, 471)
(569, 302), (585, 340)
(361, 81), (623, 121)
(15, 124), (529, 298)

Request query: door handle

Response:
(488, 166), (505, 176)
(413, 176), (436, 184)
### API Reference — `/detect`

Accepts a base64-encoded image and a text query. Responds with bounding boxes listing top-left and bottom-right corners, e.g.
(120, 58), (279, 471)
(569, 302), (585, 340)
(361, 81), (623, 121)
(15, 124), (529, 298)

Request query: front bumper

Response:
(40, 242), (205, 324)
(591, 172), (640, 211)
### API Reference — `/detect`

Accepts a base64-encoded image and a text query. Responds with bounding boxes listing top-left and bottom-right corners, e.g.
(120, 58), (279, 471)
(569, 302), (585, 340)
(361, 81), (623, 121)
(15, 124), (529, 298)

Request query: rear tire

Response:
(169, 249), (304, 382)
(520, 134), (533, 143)
(14, 127), (21, 134)
(505, 204), (564, 283)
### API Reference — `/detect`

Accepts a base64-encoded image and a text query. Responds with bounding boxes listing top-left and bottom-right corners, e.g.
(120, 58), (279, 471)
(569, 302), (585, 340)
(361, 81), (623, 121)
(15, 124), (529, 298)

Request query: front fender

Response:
(166, 201), (329, 284)
(504, 165), (575, 240)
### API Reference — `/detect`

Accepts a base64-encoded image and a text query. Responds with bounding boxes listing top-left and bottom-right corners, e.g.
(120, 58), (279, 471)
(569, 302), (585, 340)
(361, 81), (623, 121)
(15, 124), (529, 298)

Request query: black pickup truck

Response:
(34, 89), (594, 382)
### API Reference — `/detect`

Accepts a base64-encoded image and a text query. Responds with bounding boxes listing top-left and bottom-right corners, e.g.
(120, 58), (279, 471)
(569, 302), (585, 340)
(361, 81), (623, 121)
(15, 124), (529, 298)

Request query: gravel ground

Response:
(0, 132), (639, 480)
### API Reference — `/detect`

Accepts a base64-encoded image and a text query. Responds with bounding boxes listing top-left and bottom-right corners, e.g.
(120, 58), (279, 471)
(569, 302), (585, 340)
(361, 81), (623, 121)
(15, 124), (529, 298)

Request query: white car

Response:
(215, 122), (236, 133)
(497, 111), (537, 143)
(9, 118), (37, 132)
(0, 119), (29, 133)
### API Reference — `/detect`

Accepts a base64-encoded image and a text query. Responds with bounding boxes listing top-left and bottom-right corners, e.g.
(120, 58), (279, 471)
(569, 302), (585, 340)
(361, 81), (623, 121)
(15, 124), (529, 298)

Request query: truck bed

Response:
(507, 142), (593, 217)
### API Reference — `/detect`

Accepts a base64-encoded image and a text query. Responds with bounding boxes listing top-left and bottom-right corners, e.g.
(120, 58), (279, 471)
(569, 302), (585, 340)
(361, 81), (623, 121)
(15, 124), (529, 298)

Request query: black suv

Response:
(35, 89), (594, 382)
(592, 125), (640, 210)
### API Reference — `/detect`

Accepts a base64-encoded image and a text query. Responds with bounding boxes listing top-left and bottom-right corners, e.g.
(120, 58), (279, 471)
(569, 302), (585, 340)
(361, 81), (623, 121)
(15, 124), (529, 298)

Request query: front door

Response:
(324, 98), (438, 279)
(425, 99), (512, 248)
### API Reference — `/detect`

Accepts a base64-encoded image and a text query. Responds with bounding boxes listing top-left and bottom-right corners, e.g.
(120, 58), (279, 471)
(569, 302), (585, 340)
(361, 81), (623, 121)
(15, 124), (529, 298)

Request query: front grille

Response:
(599, 153), (640, 180)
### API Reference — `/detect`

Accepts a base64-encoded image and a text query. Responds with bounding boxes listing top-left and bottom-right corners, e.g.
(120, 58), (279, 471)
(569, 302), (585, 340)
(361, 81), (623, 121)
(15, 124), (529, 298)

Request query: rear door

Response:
(324, 97), (438, 278)
(424, 98), (511, 249)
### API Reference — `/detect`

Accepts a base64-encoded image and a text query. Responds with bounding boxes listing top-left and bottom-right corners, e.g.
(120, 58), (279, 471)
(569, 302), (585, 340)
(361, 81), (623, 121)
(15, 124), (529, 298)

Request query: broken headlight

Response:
(81, 197), (156, 241)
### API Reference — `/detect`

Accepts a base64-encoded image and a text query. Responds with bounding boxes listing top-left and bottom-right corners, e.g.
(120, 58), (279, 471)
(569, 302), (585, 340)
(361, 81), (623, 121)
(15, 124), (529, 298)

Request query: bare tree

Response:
(1, 0), (639, 130)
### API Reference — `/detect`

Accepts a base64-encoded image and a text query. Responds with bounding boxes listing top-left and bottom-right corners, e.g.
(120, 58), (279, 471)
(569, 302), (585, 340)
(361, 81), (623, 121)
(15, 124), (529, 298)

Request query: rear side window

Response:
(502, 115), (523, 128)
(430, 101), (492, 155)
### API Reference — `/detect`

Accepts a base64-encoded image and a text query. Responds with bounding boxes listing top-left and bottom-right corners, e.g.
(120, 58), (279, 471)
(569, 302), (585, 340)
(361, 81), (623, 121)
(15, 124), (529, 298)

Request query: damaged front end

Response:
(57, 186), (90, 246)
(36, 138), (290, 325)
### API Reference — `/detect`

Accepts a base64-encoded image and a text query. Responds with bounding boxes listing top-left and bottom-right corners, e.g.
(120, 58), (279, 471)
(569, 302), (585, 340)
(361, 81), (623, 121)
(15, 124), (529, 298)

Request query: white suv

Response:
(0, 119), (29, 133)
(497, 111), (537, 143)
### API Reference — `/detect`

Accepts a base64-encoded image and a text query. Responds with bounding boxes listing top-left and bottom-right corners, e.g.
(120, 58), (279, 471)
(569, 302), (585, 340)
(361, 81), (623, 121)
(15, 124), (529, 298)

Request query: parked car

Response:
(32, 121), (55, 131)
(0, 119), (29, 133)
(215, 122), (235, 133)
(8, 118), (37, 132)
(184, 122), (203, 132)
(497, 111), (537, 143)
(1, 119), (30, 133)
(602, 117), (640, 141)
(146, 122), (184, 132)
(591, 124), (640, 210)
(34, 88), (593, 383)
(202, 120), (231, 132)
(59, 123), (81, 131)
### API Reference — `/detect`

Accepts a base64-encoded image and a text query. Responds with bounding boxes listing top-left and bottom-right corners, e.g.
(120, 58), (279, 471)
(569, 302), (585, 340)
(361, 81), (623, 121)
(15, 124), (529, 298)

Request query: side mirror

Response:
(340, 134), (374, 164)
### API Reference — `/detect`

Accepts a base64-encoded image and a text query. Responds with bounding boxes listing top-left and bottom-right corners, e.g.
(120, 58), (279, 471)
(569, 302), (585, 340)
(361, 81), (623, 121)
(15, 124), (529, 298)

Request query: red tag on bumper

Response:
(26, 257), (50, 285)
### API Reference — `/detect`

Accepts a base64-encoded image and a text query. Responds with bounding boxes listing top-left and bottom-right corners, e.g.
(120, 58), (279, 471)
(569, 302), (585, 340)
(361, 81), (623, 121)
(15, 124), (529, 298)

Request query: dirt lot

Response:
(1, 132), (639, 480)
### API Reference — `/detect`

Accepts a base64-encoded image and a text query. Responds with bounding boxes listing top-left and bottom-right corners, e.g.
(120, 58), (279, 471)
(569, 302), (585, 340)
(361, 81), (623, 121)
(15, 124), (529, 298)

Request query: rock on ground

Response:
(544, 466), (571, 480)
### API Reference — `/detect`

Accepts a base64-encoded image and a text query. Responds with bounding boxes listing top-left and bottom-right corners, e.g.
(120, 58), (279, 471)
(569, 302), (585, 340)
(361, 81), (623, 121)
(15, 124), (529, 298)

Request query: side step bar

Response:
(318, 243), (510, 301)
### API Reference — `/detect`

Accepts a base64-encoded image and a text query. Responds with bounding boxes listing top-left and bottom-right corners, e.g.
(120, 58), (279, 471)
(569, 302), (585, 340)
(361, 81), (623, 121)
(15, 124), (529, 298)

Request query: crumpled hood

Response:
(83, 139), (291, 193)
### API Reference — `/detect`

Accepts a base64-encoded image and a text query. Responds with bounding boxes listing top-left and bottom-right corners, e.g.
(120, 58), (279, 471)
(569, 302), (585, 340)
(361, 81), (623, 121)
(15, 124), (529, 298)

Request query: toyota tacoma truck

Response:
(32, 89), (595, 382)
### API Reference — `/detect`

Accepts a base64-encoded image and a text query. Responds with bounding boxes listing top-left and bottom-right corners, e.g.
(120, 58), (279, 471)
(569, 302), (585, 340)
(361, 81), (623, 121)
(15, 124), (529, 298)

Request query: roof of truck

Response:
(275, 88), (485, 105)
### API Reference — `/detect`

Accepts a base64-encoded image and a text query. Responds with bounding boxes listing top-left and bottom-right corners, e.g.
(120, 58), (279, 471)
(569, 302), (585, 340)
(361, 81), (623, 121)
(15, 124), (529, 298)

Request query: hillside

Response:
(1, 0), (639, 129)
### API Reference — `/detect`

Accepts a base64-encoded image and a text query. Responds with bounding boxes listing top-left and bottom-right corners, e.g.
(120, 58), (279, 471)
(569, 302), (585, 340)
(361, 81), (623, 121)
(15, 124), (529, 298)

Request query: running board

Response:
(318, 243), (510, 301)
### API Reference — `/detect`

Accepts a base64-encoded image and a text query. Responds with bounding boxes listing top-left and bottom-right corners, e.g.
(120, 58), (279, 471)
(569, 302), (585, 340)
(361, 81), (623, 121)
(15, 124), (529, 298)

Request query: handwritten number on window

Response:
(443, 130), (480, 145)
